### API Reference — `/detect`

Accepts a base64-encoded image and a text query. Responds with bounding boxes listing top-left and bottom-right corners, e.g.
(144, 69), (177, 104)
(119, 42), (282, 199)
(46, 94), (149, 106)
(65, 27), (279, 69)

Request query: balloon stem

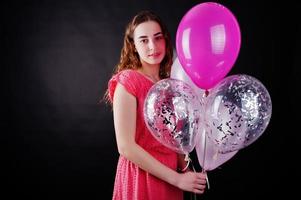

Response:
(202, 132), (207, 172)
(201, 131), (210, 189)
(192, 191), (197, 200)
(204, 171), (210, 190)
(189, 155), (197, 200)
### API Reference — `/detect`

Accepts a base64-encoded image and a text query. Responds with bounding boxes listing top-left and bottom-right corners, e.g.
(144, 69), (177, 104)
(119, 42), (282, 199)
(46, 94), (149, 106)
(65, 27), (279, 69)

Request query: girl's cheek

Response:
(159, 41), (166, 49)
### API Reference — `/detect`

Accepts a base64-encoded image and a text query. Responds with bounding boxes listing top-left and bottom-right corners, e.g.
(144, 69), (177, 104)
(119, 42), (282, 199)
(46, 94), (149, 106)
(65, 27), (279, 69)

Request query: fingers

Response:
(193, 188), (205, 194)
(193, 182), (206, 189)
(195, 178), (206, 185)
(192, 183), (206, 194)
(193, 173), (207, 193)
(196, 172), (207, 179)
(177, 171), (207, 194)
(195, 173), (207, 183)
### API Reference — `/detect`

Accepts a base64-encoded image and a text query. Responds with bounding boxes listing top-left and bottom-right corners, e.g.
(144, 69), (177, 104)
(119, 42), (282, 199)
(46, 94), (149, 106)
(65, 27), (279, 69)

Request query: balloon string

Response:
(202, 131), (207, 172)
(201, 130), (210, 189)
(203, 169), (210, 190)
(181, 153), (191, 172)
(183, 154), (210, 200)
(187, 154), (197, 200)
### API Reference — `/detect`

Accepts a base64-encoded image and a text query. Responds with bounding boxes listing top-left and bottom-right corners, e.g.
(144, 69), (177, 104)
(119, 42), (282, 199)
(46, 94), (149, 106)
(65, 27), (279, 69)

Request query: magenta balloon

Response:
(176, 2), (241, 90)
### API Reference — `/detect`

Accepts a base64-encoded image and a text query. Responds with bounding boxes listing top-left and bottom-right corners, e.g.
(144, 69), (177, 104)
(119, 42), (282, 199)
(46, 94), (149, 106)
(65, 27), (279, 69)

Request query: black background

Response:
(2, 0), (300, 199)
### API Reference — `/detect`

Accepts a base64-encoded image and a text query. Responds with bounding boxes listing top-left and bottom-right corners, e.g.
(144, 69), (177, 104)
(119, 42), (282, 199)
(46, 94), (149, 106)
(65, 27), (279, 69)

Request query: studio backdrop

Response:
(3, 0), (299, 199)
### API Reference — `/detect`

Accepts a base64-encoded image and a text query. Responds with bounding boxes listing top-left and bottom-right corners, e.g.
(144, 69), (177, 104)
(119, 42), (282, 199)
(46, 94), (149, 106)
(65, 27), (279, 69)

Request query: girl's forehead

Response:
(133, 21), (162, 38)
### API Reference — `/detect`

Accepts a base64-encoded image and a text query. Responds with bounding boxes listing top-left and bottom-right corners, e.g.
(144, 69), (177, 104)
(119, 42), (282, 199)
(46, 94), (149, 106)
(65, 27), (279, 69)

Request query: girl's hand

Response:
(175, 171), (207, 194)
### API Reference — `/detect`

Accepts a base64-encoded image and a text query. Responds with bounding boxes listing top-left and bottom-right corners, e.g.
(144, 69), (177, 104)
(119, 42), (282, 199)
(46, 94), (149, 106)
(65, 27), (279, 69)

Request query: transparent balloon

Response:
(171, 57), (207, 100)
(204, 74), (272, 153)
(144, 78), (204, 154)
(195, 127), (238, 171)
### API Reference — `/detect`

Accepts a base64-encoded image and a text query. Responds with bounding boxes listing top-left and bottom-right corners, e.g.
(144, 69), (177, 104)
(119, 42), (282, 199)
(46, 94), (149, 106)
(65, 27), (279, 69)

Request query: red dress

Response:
(108, 69), (183, 200)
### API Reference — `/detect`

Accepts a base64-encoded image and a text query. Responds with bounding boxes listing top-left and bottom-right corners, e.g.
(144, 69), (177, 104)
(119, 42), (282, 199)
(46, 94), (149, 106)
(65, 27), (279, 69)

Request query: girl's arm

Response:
(113, 83), (206, 194)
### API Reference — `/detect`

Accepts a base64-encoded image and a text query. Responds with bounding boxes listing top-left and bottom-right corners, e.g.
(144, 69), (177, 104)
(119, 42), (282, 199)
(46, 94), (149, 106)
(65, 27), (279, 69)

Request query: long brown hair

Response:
(103, 10), (173, 103)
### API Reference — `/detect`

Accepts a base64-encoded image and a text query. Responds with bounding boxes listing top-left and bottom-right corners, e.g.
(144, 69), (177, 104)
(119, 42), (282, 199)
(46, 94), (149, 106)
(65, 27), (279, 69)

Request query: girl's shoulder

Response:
(116, 69), (139, 77)
(111, 69), (140, 83)
(108, 69), (140, 102)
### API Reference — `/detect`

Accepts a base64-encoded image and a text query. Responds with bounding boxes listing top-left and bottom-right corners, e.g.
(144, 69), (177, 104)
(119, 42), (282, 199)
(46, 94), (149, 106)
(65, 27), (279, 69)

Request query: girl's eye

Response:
(140, 39), (148, 43)
(155, 36), (164, 40)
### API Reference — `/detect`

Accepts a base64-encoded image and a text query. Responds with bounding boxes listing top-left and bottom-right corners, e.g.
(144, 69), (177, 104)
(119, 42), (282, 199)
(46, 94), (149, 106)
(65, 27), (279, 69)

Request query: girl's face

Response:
(133, 21), (166, 66)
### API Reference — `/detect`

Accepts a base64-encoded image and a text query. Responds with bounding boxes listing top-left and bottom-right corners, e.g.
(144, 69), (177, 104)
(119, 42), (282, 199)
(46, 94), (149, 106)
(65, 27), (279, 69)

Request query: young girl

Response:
(105, 10), (207, 200)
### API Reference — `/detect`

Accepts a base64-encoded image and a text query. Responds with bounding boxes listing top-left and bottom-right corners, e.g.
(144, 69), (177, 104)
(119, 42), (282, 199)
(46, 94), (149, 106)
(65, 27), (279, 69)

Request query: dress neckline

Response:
(135, 70), (159, 84)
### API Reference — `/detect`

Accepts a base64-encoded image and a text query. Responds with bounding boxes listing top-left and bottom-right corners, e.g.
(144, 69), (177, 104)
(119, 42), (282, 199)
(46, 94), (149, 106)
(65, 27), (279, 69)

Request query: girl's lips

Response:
(148, 53), (161, 57)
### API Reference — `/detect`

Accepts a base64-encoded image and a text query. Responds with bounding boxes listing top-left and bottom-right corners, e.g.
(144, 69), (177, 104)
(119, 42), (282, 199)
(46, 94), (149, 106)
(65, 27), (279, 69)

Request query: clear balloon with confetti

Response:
(144, 78), (204, 154)
(204, 74), (272, 153)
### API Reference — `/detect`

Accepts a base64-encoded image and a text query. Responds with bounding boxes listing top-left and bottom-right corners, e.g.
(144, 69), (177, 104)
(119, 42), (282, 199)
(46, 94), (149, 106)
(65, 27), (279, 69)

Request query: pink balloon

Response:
(195, 128), (238, 171)
(176, 2), (241, 90)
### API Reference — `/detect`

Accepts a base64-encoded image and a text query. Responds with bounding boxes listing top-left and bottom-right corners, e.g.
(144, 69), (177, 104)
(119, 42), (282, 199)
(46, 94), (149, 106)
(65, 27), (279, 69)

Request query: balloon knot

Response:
(205, 90), (209, 97)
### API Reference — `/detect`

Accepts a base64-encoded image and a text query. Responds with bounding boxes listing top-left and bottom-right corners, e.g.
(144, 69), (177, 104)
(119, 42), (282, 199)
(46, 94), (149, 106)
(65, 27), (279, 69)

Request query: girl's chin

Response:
(145, 58), (164, 65)
(147, 61), (161, 65)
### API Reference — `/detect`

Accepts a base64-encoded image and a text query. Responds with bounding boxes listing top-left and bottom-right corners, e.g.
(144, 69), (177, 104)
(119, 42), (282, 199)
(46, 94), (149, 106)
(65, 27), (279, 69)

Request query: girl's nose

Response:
(148, 39), (156, 50)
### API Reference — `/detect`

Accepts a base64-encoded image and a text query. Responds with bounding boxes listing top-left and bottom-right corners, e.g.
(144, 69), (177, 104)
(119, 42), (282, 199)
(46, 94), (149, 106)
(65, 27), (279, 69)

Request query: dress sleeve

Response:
(108, 70), (138, 103)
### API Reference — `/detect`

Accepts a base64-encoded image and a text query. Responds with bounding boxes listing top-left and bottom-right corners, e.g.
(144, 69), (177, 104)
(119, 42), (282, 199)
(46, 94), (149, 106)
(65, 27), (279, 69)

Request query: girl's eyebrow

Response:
(138, 32), (162, 39)
(154, 32), (163, 36)
(138, 35), (148, 39)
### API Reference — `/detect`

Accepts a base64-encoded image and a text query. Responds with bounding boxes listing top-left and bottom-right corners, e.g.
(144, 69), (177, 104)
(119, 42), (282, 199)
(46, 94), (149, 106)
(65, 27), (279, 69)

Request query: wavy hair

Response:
(103, 10), (173, 103)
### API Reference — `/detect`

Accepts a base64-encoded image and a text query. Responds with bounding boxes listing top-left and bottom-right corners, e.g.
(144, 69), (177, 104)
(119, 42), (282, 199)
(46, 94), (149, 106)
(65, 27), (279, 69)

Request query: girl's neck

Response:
(138, 63), (160, 83)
